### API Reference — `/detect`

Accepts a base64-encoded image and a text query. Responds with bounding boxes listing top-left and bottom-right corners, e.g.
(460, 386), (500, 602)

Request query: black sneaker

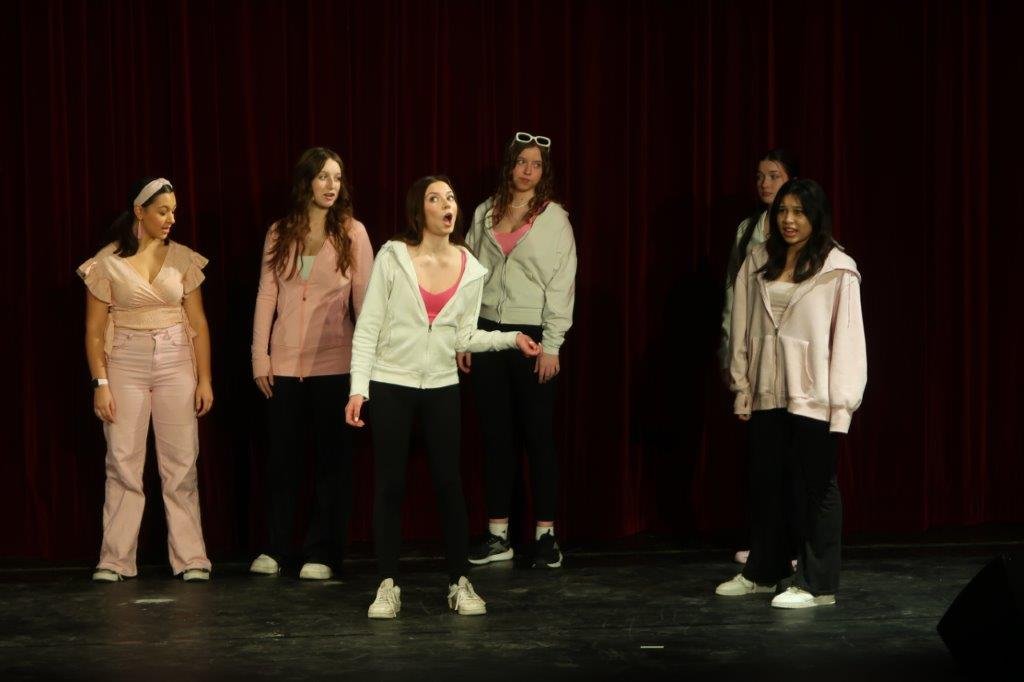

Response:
(468, 533), (514, 565)
(533, 533), (563, 568)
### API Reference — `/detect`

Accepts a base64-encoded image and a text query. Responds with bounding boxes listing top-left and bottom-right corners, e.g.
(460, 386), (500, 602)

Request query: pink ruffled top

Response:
(77, 240), (208, 375)
(420, 251), (467, 324)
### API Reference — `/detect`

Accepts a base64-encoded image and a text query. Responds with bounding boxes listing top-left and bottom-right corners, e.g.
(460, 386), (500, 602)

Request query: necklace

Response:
(510, 198), (530, 208)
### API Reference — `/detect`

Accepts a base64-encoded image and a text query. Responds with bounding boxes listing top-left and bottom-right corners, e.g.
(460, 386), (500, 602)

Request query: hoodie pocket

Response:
(747, 335), (772, 393)
(779, 335), (814, 398)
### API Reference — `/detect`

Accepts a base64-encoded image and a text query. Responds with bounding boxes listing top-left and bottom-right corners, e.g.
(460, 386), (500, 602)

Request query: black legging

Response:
(369, 381), (468, 584)
(265, 374), (354, 569)
(471, 319), (559, 521)
(742, 409), (842, 595)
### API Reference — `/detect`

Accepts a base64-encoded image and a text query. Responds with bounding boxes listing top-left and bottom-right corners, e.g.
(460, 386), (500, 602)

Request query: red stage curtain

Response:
(2, 0), (1021, 560)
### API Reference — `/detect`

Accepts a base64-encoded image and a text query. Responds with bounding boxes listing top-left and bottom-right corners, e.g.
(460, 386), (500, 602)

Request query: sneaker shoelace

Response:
(452, 581), (485, 609)
(375, 585), (397, 609)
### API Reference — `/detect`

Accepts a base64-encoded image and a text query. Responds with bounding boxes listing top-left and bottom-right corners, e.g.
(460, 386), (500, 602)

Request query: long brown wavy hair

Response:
(268, 147), (355, 279)
(489, 135), (557, 224)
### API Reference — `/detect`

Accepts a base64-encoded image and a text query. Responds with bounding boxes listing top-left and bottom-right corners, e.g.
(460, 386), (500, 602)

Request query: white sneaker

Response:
(249, 554), (281, 575)
(447, 576), (487, 616)
(368, 578), (401, 619)
(92, 568), (122, 582)
(182, 568), (210, 582)
(734, 550), (750, 564)
(771, 586), (836, 609)
(299, 562), (332, 580)
(715, 573), (776, 596)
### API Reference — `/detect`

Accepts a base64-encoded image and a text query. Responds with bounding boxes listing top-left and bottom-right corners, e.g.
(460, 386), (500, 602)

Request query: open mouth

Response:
(323, 193), (336, 202)
(782, 228), (798, 239)
(442, 211), (454, 226)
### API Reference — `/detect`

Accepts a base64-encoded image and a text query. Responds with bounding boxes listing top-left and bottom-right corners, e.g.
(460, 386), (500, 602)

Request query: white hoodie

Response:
(730, 244), (867, 433)
(349, 240), (520, 399)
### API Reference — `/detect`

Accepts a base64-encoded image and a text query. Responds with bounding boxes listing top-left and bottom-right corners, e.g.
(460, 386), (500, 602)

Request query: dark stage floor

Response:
(2, 533), (1020, 680)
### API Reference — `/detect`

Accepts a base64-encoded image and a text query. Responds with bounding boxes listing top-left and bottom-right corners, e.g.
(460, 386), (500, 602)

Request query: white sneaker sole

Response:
(448, 596), (487, 616)
(299, 565), (332, 580)
(468, 548), (514, 565)
(368, 607), (399, 619)
(451, 604), (487, 616)
(715, 577), (776, 596)
(772, 595), (836, 609)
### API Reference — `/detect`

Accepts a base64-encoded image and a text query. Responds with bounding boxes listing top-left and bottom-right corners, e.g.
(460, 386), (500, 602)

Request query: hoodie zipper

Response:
(484, 223), (510, 321)
(396, 244), (481, 389)
(296, 277), (310, 382)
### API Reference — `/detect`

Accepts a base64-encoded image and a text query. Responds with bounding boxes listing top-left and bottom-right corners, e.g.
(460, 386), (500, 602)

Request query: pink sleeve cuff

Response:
(829, 408), (852, 433)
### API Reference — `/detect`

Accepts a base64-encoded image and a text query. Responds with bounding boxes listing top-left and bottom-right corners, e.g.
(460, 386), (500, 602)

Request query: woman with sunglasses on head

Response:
(249, 147), (374, 581)
(716, 178), (866, 609)
(721, 149), (800, 566)
(462, 132), (578, 569)
(345, 175), (540, 619)
(78, 177), (213, 582)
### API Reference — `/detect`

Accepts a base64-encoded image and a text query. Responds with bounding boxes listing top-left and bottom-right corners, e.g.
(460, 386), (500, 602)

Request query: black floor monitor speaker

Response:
(937, 552), (1024, 673)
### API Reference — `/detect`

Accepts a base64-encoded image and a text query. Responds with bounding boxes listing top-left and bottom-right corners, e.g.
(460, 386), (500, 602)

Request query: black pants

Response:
(369, 381), (468, 584)
(265, 374), (354, 569)
(742, 409), (842, 595)
(471, 318), (558, 521)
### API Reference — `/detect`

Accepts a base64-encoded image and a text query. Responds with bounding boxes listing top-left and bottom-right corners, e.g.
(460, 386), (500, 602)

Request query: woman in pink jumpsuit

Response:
(78, 177), (214, 582)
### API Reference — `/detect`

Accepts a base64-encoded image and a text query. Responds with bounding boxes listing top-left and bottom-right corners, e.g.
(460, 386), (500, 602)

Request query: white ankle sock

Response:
(488, 522), (508, 540)
(536, 525), (554, 541)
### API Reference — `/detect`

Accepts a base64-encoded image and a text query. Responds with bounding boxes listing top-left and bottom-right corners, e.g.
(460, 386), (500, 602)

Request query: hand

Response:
(345, 395), (366, 427)
(737, 414), (751, 422)
(457, 352), (472, 374)
(93, 385), (116, 423)
(195, 381), (214, 417)
(516, 333), (541, 358)
(534, 352), (560, 384)
(255, 374), (274, 399)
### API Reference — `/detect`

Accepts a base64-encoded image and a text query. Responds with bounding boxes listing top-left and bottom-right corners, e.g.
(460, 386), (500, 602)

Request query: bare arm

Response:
(85, 291), (116, 423)
(183, 287), (214, 416)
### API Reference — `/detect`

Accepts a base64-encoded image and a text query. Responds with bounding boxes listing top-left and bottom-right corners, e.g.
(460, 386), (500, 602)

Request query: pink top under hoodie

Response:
(251, 220), (374, 378)
(729, 244), (867, 433)
(420, 251), (467, 323)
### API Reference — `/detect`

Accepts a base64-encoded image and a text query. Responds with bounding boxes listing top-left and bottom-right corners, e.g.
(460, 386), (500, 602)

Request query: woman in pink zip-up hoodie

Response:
(249, 147), (374, 580)
(716, 178), (867, 609)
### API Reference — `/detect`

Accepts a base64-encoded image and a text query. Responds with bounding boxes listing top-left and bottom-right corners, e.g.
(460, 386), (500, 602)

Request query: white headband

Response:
(133, 178), (172, 206)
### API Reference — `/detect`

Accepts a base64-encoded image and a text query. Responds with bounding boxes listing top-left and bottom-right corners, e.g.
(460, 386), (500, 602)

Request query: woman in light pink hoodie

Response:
(715, 178), (866, 609)
(249, 147), (374, 580)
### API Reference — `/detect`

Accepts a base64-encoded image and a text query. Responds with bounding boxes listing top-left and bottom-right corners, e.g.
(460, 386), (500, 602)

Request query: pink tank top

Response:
(492, 202), (547, 255)
(420, 251), (467, 324)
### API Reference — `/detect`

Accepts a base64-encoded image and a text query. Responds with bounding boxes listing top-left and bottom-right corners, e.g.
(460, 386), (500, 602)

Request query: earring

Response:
(134, 221), (143, 240)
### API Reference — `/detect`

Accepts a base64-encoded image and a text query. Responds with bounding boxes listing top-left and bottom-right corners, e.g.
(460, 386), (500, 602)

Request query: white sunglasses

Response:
(514, 131), (552, 148)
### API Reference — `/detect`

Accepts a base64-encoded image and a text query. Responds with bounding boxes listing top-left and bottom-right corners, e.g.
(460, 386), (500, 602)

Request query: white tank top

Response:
(768, 280), (798, 320)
